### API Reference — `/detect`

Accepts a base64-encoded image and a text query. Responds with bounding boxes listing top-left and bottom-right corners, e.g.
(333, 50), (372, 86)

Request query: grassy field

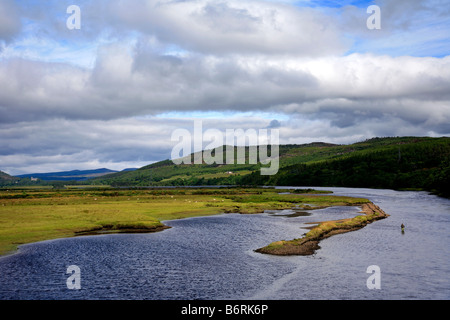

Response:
(0, 187), (370, 256)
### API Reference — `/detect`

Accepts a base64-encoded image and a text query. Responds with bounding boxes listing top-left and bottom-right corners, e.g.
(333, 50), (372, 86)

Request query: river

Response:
(0, 187), (449, 300)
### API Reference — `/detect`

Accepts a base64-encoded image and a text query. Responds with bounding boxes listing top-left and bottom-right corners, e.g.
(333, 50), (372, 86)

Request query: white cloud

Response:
(108, 0), (349, 56)
(1, 50), (449, 127)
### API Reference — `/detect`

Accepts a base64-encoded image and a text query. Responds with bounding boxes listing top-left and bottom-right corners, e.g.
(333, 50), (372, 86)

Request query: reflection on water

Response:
(0, 187), (449, 300)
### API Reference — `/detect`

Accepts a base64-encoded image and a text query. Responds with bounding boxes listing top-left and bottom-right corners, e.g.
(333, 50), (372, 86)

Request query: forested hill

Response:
(94, 136), (449, 197)
(4, 137), (449, 197)
(241, 137), (450, 197)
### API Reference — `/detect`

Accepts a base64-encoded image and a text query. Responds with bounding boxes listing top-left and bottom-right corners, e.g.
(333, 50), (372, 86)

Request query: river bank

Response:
(0, 187), (371, 256)
(1, 187), (448, 300)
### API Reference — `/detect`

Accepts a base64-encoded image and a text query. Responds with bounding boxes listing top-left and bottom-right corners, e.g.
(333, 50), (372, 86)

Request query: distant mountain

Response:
(16, 168), (120, 182)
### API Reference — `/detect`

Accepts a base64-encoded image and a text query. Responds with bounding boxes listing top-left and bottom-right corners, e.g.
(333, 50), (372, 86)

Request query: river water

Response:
(0, 187), (449, 300)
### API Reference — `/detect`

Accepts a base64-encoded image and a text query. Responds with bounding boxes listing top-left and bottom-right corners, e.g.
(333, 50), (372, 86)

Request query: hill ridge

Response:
(2, 136), (449, 197)
(92, 136), (449, 197)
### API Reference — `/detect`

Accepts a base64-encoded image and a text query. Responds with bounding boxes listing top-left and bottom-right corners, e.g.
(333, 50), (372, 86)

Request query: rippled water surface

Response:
(0, 187), (449, 300)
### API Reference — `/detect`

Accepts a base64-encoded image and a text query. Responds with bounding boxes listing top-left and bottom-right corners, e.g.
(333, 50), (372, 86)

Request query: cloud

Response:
(0, 117), (178, 175)
(109, 0), (349, 56)
(0, 115), (279, 175)
(268, 119), (282, 128)
(341, 0), (450, 57)
(0, 0), (21, 42)
(1, 49), (449, 129)
(0, 0), (449, 174)
(0, 45), (320, 123)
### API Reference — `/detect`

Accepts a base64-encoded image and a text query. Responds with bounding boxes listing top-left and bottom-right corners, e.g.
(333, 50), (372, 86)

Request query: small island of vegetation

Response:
(255, 202), (389, 256)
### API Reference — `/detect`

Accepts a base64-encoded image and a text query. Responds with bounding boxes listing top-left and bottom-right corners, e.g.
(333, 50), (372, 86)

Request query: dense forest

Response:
(239, 138), (450, 197)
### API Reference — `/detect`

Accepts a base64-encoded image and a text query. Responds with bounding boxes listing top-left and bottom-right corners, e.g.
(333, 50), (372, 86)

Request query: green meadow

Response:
(0, 187), (369, 256)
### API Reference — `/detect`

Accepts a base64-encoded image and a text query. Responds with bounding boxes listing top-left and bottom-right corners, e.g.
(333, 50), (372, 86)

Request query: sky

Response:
(0, 0), (449, 175)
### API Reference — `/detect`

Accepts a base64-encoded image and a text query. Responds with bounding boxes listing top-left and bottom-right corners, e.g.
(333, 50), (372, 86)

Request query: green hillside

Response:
(241, 137), (450, 197)
(94, 143), (345, 186)
(6, 137), (447, 197)
(94, 136), (450, 197)
(0, 171), (19, 186)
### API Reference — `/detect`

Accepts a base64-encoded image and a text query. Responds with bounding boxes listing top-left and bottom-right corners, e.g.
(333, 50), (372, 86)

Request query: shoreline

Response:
(0, 202), (387, 259)
(0, 188), (378, 257)
(255, 202), (389, 256)
(0, 224), (173, 260)
(73, 224), (172, 236)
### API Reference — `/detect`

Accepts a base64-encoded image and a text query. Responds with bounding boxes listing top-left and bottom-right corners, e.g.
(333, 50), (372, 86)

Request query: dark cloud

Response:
(0, 46), (320, 123)
(268, 120), (282, 129)
(1, 51), (449, 133)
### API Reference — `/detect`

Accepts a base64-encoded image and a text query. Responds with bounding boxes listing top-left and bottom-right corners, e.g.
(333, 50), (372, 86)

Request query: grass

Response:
(0, 187), (371, 256)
